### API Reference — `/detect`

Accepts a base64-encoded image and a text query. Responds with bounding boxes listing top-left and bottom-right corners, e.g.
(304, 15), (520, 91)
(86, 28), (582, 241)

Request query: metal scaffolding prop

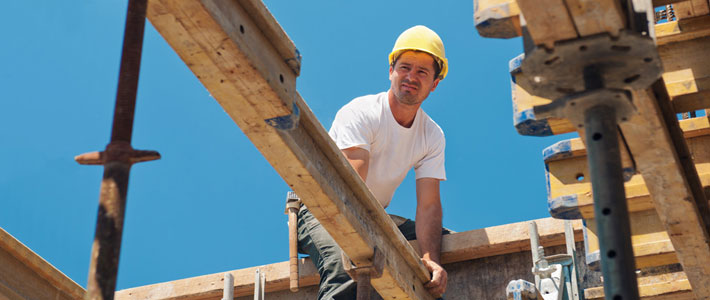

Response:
(75, 0), (159, 299)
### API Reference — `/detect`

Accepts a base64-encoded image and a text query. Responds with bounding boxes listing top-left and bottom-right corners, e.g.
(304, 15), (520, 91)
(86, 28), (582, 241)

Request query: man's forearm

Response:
(416, 202), (443, 262)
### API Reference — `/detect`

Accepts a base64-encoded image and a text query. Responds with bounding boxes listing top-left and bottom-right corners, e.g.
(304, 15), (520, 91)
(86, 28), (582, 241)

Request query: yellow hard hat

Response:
(388, 25), (448, 80)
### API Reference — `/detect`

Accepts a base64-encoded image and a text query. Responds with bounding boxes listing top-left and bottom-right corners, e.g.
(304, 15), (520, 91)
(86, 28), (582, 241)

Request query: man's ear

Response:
(389, 65), (394, 80)
(430, 78), (441, 92)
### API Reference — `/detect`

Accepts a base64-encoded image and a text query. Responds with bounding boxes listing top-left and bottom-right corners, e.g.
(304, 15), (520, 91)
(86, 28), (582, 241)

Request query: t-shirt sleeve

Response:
(414, 129), (446, 180)
(328, 102), (375, 151)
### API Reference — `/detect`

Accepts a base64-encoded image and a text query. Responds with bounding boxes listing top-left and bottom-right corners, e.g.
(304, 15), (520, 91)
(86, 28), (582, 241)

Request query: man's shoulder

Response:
(336, 91), (387, 119)
(342, 91), (386, 111)
(419, 109), (445, 139)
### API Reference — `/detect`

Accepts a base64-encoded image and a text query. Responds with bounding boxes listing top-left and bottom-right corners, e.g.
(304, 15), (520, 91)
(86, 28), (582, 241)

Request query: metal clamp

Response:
(341, 248), (385, 300)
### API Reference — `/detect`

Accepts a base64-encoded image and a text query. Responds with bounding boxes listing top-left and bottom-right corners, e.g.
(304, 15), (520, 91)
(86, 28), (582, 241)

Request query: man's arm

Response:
(416, 177), (447, 297)
(342, 147), (369, 181)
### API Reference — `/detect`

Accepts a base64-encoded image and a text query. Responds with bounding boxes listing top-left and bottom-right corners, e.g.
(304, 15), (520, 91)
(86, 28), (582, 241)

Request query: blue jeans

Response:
(297, 206), (451, 300)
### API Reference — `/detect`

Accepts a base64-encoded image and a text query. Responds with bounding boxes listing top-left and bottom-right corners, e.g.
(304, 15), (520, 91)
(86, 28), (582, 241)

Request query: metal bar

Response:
(286, 191), (300, 292)
(584, 104), (640, 300)
(223, 273), (234, 300)
(356, 270), (372, 300)
(254, 269), (264, 300)
(528, 221), (541, 288)
(110, 0), (147, 144)
(564, 220), (582, 300)
(84, 1), (150, 299)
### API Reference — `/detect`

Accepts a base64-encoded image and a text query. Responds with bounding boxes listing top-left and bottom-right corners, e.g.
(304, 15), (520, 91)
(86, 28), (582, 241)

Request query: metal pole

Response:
(223, 273), (234, 300)
(78, 1), (159, 299)
(584, 104), (639, 300)
(528, 221), (541, 288)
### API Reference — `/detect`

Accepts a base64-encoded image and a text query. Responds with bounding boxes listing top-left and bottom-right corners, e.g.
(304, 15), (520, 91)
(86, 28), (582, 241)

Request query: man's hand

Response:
(422, 258), (447, 297)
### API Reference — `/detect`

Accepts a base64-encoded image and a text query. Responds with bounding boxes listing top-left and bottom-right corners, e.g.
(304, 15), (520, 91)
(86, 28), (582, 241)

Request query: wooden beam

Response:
(656, 15), (710, 45)
(475, 0), (710, 41)
(115, 259), (320, 300)
(660, 36), (710, 101)
(474, 0), (522, 38)
(562, 0), (626, 37)
(0, 227), (85, 300)
(616, 82), (710, 299)
(584, 210), (678, 269)
(584, 271), (693, 300)
(673, 0), (710, 20)
(546, 116), (710, 220)
(116, 218), (583, 299)
(146, 1), (434, 299)
(515, 0), (578, 48)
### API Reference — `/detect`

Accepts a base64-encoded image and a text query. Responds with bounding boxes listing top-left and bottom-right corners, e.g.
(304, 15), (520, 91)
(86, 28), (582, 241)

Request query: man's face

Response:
(389, 51), (441, 106)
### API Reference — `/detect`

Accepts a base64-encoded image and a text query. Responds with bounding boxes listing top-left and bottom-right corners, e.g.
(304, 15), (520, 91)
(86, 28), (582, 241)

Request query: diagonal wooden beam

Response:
(0, 227), (85, 300)
(146, 1), (433, 299)
(619, 82), (710, 299)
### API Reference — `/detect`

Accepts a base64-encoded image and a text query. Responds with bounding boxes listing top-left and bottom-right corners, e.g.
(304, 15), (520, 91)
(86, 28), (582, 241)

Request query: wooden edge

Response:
(584, 271), (692, 299)
(618, 83), (710, 298)
(116, 217), (583, 299)
(476, 0), (710, 42)
(672, 90), (710, 113)
(237, 0), (301, 74)
(656, 15), (710, 45)
(474, 0), (523, 38)
(0, 227), (85, 299)
(542, 115), (710, 161)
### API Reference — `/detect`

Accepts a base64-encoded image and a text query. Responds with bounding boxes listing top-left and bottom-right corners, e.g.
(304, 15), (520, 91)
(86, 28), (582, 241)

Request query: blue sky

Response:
(0, 0), (574, 290)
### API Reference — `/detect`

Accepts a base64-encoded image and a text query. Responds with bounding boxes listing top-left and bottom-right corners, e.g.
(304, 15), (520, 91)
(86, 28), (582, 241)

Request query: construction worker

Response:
(298, 25), (451, 299)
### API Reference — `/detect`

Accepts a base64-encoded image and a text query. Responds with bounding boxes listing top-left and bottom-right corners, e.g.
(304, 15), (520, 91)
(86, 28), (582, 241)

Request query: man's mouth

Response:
(401, 82), (419, 92)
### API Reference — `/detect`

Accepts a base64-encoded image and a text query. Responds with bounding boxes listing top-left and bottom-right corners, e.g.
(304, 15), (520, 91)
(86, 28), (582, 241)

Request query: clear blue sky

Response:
(0, 0), (574, 290)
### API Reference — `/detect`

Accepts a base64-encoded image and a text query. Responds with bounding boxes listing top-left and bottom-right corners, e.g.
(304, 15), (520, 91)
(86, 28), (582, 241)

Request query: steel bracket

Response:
(534, 89), (636, 128)
(516, 30), (662, 101)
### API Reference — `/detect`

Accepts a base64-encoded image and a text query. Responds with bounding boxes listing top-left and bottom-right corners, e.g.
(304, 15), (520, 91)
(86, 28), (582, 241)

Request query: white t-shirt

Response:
(329, 91), (446, 208)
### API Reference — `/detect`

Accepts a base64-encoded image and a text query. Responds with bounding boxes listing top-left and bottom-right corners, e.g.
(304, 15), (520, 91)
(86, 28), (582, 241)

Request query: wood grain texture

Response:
(585, 210), (678, 269)
(660, 36), (710, 102)
(475, 0), (710, 42)
(0, 227), (85, 300)
(546, 116), (710, 219)
(474, 0), (523, 38)
(147, 1), (436, 298)
(562, 0), (625, 37)
(516, 0), (578, 48)
(619, 85), (710, 299)
(656, 15), (710, 45)
(116, 217), (583, 299)
(584, 271), (693, 300)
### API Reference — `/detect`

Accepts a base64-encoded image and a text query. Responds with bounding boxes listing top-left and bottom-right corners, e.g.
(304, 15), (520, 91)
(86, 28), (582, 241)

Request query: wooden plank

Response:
(660, 36), (710, 100)
(146, 1), (434, 299)
(546, 117), (710, 219)
(0, 227), (85, 300)
(672, 90), (710, 113)
(584, 210), (678, 269)
(474, 0), (523, 38)
(656, 15), (710, 45)
(617, 83), (710, 299)
(516, 0), (579, 48)
(562, 0), (626, 37)
(116, 218), (583, 299)
(674, 0), (710, 20)
(475, 0), (710, 41)
(115, 259), (320, 300)
(584, 271), (693, 300)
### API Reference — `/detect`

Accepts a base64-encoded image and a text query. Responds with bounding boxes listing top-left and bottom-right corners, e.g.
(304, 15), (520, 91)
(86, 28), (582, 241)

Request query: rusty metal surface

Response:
(76, 0), (159, 299)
